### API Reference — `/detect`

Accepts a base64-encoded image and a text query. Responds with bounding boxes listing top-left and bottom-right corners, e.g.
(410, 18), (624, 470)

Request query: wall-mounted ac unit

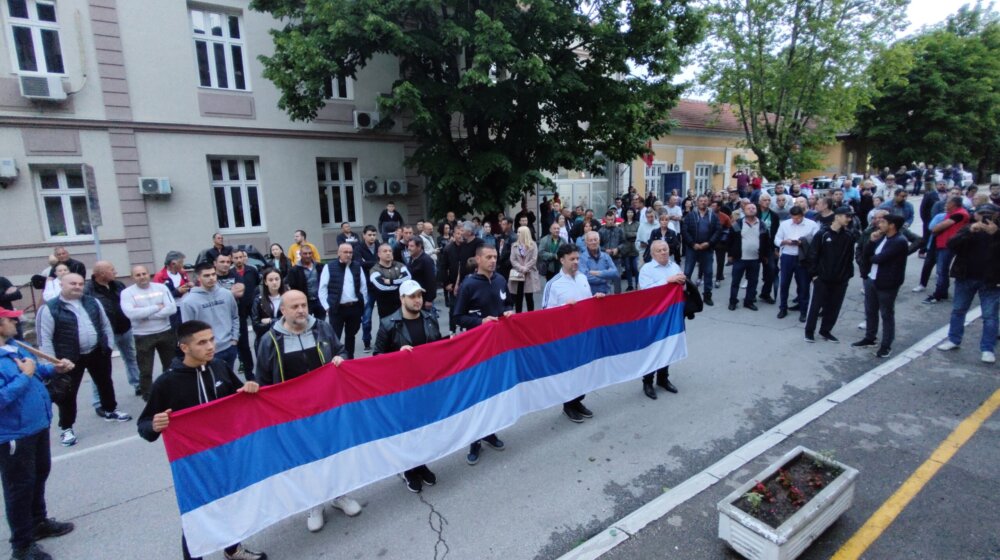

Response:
(713, 165), (725, 175)
(354, 111), (380, 129)
(385, 178), (408, 196)
(361, 177), (384, 196)
(665, 163), (681, 172)
(139, 177), (172, 196)
(18, 75), (66, 101)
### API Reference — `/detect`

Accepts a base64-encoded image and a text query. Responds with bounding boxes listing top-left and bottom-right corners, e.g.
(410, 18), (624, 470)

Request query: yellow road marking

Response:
(831, 387), (1000, 560)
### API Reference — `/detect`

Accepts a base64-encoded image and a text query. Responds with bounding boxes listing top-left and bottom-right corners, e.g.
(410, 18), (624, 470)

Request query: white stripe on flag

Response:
(182, 332), (687, 556)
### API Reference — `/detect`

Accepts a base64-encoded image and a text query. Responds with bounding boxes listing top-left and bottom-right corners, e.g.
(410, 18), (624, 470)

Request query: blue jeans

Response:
(684, 248), (714, 295)
(622, 255), (639, 288)
(361, 294), (376, 346)
(729, 259), (760, 304)
(215, 345), (239, 371)
(778, 253), (810, 311)
(91, 329), (140, 408)
(948, 279), (1000, 352)
(932, 248), (953, 299)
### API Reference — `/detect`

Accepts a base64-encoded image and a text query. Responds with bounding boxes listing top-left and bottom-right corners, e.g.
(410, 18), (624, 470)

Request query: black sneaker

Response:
(403, 472), (422, 493)
(703, 294), (714, 306)
(573, 402), (594, 418)
(34, 518), (74, 540)
(852, 338), (877, 348)
(364, 344), (373, 354)
(223, 544), (267, 560)
(483, 434), (505, 450)
(728, 302), (737, 311)
(777, 309), (788, 319)
(743, 303), (758, 311)
(760, 295), (775, 304)
(819, 332), (840, 343)
(789, 304), (801, 311)
(94, 407), (106, 418)
(563, 406), (583, 423)
(875, 347), (892, 359)
(11, 543), (51, 560)
(134, 387), (142, 396)
(418, 465), (437, 486)
(804, 333), (816, 343)
(466, 442), (482, 465)
(922, 296), (939, 305)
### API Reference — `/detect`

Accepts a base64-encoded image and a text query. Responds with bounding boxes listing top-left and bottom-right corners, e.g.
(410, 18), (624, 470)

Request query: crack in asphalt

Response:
(66, 486), (174, 521)
(419, 493), (450, 560)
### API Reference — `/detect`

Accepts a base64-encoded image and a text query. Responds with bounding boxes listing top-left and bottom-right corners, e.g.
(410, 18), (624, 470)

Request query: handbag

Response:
(45, 371), (73, 405)
(509, 269), (526, 281)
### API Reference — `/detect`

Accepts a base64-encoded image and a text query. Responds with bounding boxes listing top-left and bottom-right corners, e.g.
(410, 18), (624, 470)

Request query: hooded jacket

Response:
(807, 225), (858, 283)
(0, 345), (55, 444)
(137, 357), (242, 442)
(255, 315), (346, 386)
(453, 272), (512, 330)
(178, 286), (239, 350)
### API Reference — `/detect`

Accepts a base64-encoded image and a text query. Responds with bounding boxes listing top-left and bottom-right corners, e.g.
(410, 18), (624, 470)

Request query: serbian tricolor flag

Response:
(163, 284), (688, 556)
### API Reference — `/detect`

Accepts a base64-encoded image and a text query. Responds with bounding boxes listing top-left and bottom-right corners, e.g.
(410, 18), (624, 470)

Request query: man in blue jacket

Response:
(0, 309), (75, 560)
(853, 214), (909, 358)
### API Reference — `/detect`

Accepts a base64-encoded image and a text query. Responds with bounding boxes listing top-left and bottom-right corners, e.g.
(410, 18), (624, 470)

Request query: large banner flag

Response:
(163, 284), (688, 556)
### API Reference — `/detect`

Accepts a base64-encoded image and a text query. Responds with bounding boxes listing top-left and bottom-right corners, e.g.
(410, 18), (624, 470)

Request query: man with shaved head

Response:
(85, 261), (141, 400)
(120, 265), (177, 401)
(36, 273), (132, 447)
(319, 243), (368, 359)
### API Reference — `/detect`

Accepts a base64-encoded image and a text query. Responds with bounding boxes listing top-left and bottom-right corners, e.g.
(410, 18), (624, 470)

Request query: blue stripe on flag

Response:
(172, 304), (685, 513)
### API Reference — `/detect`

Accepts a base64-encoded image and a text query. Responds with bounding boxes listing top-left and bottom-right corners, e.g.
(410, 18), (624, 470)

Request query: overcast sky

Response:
(678, 0), (973, 99)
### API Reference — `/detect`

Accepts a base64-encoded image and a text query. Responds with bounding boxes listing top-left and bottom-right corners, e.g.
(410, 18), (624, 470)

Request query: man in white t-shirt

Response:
(664, 195), (683, 235)
(120, 265), (177, 401)
(638, 240), (686, 399)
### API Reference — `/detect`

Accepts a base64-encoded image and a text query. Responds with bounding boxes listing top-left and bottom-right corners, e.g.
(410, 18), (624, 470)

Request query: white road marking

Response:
(52, 434), (143, 464)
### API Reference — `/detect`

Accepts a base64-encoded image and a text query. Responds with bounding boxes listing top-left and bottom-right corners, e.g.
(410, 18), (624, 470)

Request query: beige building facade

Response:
(0, 0), (422, 284)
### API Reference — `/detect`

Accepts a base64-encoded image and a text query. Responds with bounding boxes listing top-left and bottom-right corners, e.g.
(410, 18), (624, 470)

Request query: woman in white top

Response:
(508, 226), (540, 313)
(556, 214), (570, 243)
(251, 267), (287, 340)
(42, 262), (70, 302)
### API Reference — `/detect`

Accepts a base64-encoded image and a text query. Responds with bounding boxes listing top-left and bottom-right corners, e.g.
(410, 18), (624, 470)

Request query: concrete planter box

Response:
(717, 446), (859, 560)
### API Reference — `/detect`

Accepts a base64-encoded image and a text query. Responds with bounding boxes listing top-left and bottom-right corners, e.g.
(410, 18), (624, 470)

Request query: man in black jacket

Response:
(137, 320), (266, 560)
(284, 245), (326, 320)
(727, 202), (770, 311)
(49, 246), (86, 278)
(804, 207), (858, 342)
(355, 226), (380, 352)
(853, 214), (908, 358)
(682, 195), (721, 305)
(756, 194), (781, 303)
(373, 280), (442, 493)
(936, 204), (1000, 363)
(86, 261), (140, 398)
(231, 249), (259, 376)
(406, 237), (438, 317)
(453, 245), (512, 465)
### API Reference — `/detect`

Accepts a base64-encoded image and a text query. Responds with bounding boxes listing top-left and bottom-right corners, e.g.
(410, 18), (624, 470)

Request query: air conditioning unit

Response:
(139, 177), (172, 196)
(18, 75), (66, 101)
(385, 178), (408, 196)
(665, 163), (681, 172)
(361, 177), (384, 197)
(713, 165), (725, 175)
(353, 110), (380, 129)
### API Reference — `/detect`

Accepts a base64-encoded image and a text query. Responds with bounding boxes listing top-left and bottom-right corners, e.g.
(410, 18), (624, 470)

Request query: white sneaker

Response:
(982, 351), (996, 364)
(60, 428), (77, 447)
(332, 495), (361, 517)
(937, 341), (959, 351)
(857, 321), (866, 330)
(912, 284), (926, 292)
(740, 280), (748, 289)
(306, 506), (324, 532)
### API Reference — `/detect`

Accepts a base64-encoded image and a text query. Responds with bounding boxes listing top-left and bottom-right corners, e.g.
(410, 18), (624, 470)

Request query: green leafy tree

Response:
(252, 0), (702, 216)
(698, 0), (906, 179)
(857, 2), (1000, 177)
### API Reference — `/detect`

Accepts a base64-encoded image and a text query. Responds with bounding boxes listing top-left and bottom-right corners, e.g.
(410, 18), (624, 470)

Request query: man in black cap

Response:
(804, 207), (858, 342)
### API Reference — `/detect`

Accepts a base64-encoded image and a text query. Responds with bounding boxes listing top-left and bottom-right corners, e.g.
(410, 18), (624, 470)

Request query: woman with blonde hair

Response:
(508, 226), (540, 312)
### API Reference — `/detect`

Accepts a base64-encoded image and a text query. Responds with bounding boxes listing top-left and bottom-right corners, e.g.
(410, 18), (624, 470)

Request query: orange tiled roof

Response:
(668, 99), (745, 135)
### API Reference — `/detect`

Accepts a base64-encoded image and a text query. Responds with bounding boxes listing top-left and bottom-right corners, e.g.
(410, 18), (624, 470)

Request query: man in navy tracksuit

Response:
(452, 245), (513, 465)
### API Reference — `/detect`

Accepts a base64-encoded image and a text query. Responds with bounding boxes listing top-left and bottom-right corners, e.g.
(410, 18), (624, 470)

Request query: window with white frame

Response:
(323, 75), (353, 100)
(190, 7), (249, 91)
(694, 164), (712, 195)
(209, 158), (264, 232)
(36, 167), (92, 240)
(4, 0), (64, 74)
(644, 162), (666, 195)
(317, 160), (360, 226)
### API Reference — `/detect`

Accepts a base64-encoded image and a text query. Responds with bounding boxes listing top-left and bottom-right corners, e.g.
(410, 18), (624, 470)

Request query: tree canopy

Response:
(698, 0), (906, 179)
(252, 0), (703, 216)
(856, 1), (1000, 178)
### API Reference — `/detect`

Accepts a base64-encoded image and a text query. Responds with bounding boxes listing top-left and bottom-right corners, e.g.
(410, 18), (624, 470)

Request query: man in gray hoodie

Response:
(180, 261), (240, 373)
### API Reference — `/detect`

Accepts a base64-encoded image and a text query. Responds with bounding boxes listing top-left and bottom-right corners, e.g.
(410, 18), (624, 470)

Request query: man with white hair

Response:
(637, 240), (686, 399)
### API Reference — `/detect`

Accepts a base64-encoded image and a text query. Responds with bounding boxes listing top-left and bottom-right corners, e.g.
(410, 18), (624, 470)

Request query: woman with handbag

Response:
(509, 226), (540, 313)
(0, 309), (76, 560)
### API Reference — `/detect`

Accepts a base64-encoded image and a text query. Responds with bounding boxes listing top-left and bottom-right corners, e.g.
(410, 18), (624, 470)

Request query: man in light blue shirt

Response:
(578, 231), (618, 295)
(637, 240), (686, 400)
(542, 244), (606, 423)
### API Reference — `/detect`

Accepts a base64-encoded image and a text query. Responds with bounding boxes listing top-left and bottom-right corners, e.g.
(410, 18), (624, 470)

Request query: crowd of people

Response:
(2, 170), (999, 559)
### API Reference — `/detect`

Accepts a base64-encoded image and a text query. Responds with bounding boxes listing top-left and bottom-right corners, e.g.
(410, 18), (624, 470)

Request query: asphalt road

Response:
(4, 208), (997, 560)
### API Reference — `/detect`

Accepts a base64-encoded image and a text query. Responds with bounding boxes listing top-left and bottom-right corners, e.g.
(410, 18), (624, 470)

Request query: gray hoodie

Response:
(179, 286), (239, 351)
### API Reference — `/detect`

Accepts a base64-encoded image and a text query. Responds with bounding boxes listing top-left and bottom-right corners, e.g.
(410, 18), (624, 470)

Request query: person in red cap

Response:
(0, 308), (75, 560)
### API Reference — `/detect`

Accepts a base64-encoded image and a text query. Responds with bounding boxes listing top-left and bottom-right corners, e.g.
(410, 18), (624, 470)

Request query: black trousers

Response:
(729, 259), (761, 305)
(330, 302), (363, 359)
(805, 280), (848, 336)
(58, 348), (117, 428)
(864, 279), (899, 350)
(642, 366), (670, 385)
(237, 312), (254, 373)
(0, 429), (50, 550)
(919, 245), (937, 287)
(512, 281), (535, 313)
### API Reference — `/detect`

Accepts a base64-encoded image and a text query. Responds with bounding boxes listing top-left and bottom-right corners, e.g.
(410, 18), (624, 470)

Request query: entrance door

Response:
(661, 172), (686, 200)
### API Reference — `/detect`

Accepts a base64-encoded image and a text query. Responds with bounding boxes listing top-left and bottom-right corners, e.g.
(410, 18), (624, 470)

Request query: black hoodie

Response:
(453, 272), (511, 330)
(137, 357), (243, 442)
